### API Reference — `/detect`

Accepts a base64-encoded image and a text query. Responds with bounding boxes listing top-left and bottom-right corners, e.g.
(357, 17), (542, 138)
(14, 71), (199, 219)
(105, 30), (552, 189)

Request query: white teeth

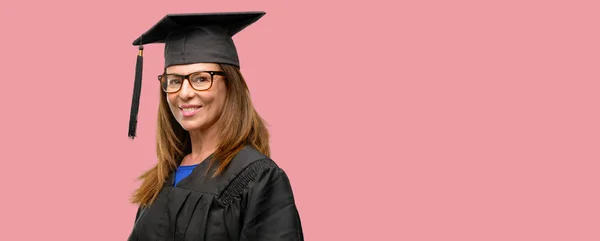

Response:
(183, 107), (198, 112)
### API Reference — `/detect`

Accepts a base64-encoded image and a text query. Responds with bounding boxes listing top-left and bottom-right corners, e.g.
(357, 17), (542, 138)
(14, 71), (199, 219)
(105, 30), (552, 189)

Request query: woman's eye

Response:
(192, 77), (208, 82)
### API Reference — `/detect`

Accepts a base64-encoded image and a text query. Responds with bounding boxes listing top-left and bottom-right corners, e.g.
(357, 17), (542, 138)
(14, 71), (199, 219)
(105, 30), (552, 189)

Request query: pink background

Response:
(1, 0), (599, 240)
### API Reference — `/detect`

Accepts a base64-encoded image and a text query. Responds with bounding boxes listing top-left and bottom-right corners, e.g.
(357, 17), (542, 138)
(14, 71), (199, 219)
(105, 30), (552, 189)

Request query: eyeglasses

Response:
(157, 71), (226, 93)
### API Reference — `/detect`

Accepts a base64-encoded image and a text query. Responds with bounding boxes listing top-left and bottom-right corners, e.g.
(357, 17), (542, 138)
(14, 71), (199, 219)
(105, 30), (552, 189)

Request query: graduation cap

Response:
(127, 11), (266, 139)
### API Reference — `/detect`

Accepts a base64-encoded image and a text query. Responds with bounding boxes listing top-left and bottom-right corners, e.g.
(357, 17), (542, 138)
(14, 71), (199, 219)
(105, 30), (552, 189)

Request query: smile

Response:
(179, 105), (202, 117)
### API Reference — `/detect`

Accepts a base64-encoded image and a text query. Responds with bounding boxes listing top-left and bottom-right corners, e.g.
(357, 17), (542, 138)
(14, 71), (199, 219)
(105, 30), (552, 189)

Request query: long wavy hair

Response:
(130, 63), (271, 207)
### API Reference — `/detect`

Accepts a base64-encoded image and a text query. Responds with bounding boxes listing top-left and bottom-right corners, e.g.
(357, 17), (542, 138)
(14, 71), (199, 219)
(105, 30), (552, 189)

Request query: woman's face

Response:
(164, 63), (227, 132)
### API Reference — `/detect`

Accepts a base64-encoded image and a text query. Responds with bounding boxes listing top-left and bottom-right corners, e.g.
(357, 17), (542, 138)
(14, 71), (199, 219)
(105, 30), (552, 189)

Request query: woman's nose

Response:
(178, 79), (195, 99)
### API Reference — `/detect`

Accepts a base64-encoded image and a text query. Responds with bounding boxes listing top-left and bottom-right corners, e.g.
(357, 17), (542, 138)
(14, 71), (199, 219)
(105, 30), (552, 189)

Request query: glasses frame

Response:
(157, 71), (227, 93)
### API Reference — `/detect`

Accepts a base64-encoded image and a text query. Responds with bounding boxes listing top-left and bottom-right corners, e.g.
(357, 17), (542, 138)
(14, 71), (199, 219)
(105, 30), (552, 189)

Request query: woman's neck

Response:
(181, 125), (219, 166)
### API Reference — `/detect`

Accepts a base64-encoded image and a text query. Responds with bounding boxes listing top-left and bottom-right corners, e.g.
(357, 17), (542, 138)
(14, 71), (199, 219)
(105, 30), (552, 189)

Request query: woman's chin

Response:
(180, 122), (203, 131)
(176, 115), (218, 132)
(179, 119), (214, 132)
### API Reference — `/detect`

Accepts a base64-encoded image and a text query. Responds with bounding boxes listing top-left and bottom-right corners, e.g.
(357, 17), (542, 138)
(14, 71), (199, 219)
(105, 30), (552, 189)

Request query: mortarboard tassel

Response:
(128, 44), (144, 139)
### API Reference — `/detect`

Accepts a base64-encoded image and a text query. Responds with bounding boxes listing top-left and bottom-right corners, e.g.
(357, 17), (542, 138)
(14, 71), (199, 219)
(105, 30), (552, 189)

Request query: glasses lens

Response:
(189, 72), (212, 90)
(161, 75), (182, 93)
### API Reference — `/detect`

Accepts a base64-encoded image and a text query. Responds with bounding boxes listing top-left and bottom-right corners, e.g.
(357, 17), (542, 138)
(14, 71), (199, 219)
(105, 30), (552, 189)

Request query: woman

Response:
(125, 11), (304, 241)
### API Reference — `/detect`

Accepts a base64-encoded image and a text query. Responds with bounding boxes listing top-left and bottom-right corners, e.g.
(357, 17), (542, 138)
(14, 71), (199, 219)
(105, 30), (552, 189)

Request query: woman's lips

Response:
(179, 105), (202, 117)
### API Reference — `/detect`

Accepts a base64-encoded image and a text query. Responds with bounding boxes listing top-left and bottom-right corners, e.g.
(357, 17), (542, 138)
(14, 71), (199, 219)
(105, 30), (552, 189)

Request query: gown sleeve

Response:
(239, 166), (304, 241)
(134, 206), (142, 224)
(133, 205), (146, 224)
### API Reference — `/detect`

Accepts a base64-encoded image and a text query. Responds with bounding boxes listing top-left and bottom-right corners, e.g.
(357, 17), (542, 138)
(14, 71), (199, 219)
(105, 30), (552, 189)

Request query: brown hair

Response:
(130, 63), (271, 206)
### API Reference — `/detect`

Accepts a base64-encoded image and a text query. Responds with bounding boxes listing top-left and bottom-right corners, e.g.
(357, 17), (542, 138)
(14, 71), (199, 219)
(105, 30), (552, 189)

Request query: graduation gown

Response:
(127, 145), (304, 241)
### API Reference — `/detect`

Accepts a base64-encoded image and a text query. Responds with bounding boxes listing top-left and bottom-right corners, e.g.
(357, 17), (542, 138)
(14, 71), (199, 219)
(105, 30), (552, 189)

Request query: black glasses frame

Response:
(157, 71), (227, 93)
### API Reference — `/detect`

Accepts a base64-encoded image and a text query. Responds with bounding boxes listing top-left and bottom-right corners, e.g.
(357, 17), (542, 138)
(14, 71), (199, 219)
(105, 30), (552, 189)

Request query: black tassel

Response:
(128, 45), (144, 139)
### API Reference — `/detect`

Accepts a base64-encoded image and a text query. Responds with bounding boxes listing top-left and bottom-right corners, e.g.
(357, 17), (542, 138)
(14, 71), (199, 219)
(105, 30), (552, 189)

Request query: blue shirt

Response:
(174, 164), (199, 186)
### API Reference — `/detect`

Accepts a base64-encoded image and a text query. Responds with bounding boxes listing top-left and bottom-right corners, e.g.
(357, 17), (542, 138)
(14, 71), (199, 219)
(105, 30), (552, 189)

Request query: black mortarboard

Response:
(127, 11), (266, 139)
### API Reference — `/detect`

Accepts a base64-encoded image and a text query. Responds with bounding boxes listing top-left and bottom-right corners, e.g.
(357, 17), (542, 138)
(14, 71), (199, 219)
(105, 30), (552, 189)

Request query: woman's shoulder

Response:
(216, 145), (289, 204)
(223, 145), (278, 173)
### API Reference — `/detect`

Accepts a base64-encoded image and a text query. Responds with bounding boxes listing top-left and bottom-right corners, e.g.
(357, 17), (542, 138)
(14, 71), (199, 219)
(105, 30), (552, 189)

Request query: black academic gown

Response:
(127, 145), (304, 241)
